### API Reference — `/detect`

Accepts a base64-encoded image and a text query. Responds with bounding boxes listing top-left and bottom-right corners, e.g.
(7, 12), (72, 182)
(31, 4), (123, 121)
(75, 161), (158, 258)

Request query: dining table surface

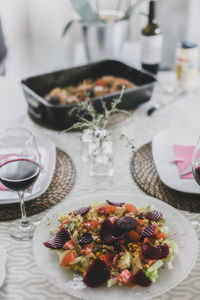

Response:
(0, 38), (200, 300)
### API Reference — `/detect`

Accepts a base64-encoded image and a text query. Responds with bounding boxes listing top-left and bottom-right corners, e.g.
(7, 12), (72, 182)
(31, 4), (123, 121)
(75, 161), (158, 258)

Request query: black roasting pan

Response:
(21, 59), (157, 130)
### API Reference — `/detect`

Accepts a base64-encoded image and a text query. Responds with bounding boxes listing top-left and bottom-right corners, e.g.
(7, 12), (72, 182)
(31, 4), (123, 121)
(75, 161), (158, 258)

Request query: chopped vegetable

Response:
(156, 232), (167, 240)
(98, 205), (116, 215)
(127, 230), (141, 242)
(100, 254), (115, 267)
(60, 250), (75, 266)
(124, 203), (137, 215)
(118, 252), (132, 270)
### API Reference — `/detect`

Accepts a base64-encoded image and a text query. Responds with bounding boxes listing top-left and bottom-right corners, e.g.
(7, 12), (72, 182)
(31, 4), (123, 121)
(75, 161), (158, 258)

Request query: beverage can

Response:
(176, 41), (199, 90)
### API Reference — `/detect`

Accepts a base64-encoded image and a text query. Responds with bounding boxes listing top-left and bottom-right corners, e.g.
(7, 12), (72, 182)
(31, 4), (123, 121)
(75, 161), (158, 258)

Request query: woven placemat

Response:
(107, 109), (136, 128)
(0, 148), (76, 221)
(130, 142), (200, 212)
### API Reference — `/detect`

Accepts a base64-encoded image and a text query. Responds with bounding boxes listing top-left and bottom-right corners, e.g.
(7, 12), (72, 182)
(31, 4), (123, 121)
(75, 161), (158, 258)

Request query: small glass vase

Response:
(81, 129), (93, 162)
(87, 129), (113, 177)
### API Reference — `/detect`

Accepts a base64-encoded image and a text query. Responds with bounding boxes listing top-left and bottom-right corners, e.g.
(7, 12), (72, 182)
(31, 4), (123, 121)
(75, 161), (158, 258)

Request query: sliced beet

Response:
(145, 211), (163, 222)
(141, 224), (156, 237)
(73, 206), (90, 216)
(103, 234), (119, 245)
(83, 259), (110, 287)
(100, 219), (124, 245)
(115, 216), (137, 232)
(106, 200), (125, 207)
(141, 243), (169, 260)
(43, 228), (71, 249)
(132, 269), (152, 287)
(79, 233), (93, 246)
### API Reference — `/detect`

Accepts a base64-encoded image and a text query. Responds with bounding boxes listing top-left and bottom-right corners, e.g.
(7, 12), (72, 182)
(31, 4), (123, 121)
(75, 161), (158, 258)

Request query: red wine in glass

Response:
(193, 166), (200, 185)
(192, 142), (200, 186)
(192, 140), (200, 237)
(0, 127), (41, 240)
(0, 159), (40, 191)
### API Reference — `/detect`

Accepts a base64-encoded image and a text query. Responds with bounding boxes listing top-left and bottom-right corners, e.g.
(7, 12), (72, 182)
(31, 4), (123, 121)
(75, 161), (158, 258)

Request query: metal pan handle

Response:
(27, 96), (43, 120)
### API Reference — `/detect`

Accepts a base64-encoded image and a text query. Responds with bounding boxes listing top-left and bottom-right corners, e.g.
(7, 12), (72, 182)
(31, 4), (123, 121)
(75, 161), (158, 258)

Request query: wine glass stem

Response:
(191, 221), (200, 239)
(17, 191), (29, 227)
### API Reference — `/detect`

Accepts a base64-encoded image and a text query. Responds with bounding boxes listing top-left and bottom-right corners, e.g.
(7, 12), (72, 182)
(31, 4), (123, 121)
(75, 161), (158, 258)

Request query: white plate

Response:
(33, 193), (198, 300)
(152, 129), (200, 194)
(0, 135), (56, 204)
(0, 244), (7, 288)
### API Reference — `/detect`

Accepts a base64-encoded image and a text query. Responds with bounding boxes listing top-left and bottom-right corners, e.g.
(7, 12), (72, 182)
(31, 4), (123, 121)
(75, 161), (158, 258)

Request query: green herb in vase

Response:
(63, 87), (135, 176)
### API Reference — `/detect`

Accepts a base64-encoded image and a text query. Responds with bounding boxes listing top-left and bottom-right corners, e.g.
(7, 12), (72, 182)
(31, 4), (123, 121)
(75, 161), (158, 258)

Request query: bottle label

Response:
(141, 35), (163, 64)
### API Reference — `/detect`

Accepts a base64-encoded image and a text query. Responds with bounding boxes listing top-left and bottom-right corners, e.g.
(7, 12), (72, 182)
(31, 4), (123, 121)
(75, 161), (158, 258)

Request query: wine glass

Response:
(192, 137), (200, 184)
(191, 137), (200, 238)
(0, 127), (40, 240)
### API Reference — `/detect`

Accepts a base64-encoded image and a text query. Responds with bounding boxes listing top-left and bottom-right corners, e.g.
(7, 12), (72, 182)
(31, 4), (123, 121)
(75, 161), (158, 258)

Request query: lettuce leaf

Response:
(163, 239), (179, 263)
(145, 260), (163, 283)
(145, 269), (158, 283)
(118, 252), (131, 270)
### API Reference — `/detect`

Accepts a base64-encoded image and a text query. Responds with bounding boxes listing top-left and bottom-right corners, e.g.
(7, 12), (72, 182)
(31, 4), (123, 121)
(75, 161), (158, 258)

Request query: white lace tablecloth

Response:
(0, 73), (199, 300)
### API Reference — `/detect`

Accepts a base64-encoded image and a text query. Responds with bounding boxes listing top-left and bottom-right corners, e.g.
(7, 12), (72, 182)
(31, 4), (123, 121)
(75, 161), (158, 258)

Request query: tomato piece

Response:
(155, 232), (167, 240)
(127, 230), (141, 242)
(136, 219), (144, 225)
(95, 79), (107, 87)
(98, 205), (116, 215)
(136, 225), (143, 233)
(60, 251), (75, 266)
(59, 218), (69, 229)
(143, 237), (154, 246)
(91, 220), (101, 227)
(124, 204), (137, 215)
(100, 254), (115, 267)
(80, 243), (94, 255)
(84, 222), (92, 230)
(63, 239), (76, 250)
(100, 254), (119, 267)
(153, 224), (159, 235)
(84, 220), (100, 229)
(118, 269), (135, 287)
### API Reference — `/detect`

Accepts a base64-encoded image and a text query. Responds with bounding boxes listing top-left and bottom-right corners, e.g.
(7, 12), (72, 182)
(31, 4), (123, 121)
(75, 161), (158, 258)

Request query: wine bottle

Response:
(141, 0), (162, 74)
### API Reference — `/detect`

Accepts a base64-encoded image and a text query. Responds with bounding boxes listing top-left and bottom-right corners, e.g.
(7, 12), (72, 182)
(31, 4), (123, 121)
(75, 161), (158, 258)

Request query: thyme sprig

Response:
(62, 86), (135, 153)
(119, 134), (135, 153)
(63, 86), (127, 133)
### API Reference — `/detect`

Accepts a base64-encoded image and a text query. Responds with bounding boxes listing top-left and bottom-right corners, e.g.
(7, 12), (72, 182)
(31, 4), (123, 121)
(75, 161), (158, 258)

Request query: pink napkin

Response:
(0, 182), (7, 190)
(173, 144), (194, 179)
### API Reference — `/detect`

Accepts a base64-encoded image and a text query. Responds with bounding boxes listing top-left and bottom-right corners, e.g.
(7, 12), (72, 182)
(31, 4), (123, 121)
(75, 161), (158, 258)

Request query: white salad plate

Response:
(152, 129), (200, 194)
(0, 135), (56, 204)
(33, 193), (198, 300)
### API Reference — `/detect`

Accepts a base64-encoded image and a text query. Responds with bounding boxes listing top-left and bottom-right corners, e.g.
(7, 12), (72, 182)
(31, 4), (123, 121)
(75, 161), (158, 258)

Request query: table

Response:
(0, 44), (200, 299)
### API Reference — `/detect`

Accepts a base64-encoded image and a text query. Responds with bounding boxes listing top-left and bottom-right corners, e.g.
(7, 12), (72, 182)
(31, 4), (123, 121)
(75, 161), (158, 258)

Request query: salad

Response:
(43, 200), (178, 288)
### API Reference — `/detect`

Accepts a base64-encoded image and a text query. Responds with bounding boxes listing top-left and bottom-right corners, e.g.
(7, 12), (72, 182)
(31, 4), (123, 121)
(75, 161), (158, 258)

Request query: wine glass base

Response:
(8, 222), (36, 241)
(191, 221), (200, 239)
